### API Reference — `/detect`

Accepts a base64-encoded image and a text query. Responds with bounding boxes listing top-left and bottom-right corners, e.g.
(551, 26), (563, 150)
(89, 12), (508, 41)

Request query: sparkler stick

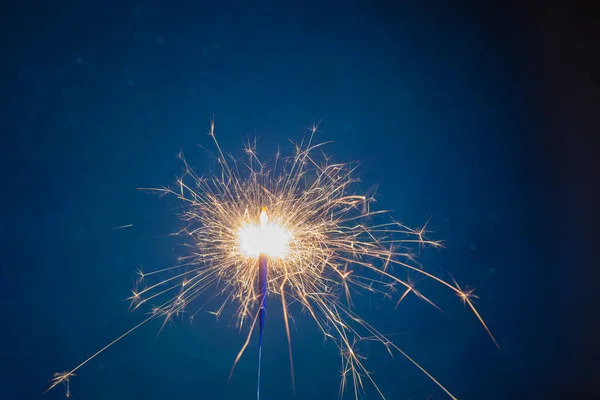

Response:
(257, 254), (267, 399)
(257, 208), (269, 400)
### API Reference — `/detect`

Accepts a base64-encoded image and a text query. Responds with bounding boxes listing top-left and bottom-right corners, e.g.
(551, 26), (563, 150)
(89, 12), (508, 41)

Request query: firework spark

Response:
(47, 120), (496, 399)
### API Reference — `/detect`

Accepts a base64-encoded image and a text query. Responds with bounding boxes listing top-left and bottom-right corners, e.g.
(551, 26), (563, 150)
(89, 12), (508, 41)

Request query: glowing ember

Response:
(237, 208), (292, 259)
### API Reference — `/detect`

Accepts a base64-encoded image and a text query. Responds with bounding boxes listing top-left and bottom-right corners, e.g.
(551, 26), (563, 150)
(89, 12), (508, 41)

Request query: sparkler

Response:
(47, 120), (497, 399)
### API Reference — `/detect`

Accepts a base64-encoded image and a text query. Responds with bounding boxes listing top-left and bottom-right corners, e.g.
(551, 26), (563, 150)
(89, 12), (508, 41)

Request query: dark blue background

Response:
(1, 1), (596, 399)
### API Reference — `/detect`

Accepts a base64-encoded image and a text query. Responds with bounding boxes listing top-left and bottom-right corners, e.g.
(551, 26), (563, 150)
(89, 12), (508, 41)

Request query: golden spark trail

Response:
(47, 120), (497, 399)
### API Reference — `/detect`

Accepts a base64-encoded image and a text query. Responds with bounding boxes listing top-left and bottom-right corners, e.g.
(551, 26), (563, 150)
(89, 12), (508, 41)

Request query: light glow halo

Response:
(237, 208), (292, 259)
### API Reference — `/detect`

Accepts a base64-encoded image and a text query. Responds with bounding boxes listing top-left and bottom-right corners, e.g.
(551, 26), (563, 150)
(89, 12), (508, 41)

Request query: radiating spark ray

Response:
(45, 316), (155, 393)
(111, 224), (133, 230)
(229, 302), (261, 383)
(280, 277), (296, 392)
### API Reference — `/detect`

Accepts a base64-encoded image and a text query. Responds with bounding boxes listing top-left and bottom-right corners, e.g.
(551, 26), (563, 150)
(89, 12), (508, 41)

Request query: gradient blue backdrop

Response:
(1, 1), (573, 399)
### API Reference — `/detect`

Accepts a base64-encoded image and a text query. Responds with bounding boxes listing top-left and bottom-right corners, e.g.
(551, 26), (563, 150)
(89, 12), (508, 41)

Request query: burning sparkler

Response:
(47, 119), (496, 399)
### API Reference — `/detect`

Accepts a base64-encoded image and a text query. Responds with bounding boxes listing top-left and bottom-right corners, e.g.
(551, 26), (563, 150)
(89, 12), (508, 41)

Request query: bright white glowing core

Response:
(237, 209), (291, 259)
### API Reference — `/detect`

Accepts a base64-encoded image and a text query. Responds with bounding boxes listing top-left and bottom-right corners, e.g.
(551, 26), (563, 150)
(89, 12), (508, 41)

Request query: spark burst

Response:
(47, 120), (497, 399)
